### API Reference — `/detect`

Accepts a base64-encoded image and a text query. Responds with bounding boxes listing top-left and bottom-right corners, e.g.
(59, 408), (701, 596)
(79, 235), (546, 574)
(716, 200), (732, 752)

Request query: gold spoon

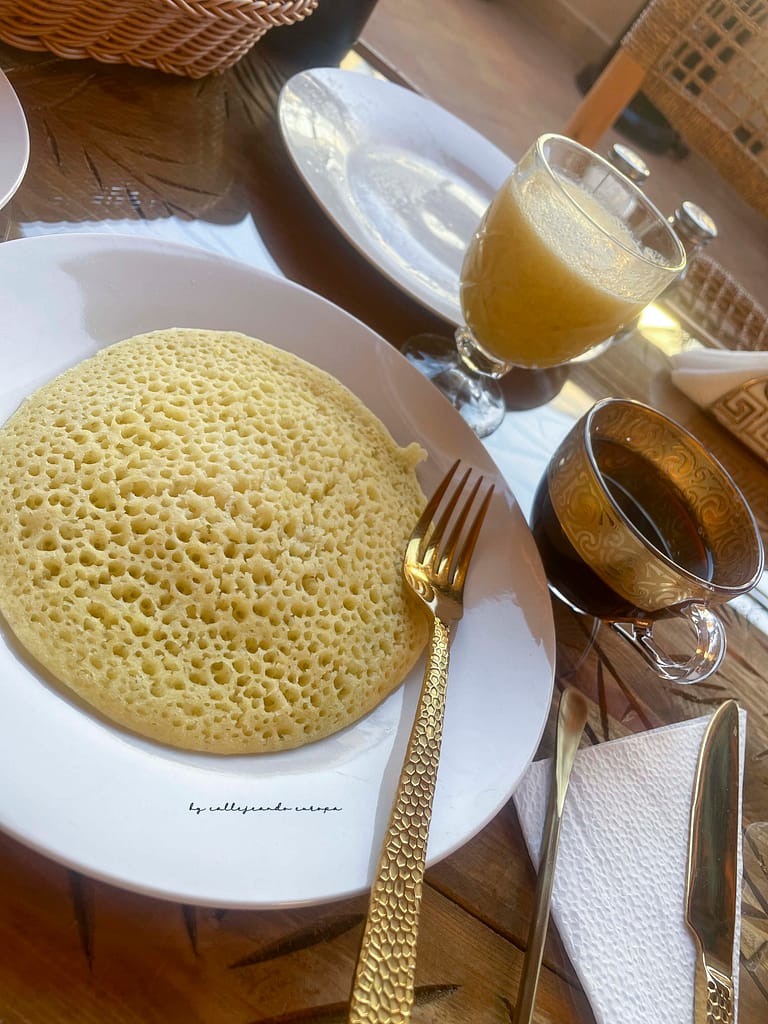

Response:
(513, 686), (589, 1024)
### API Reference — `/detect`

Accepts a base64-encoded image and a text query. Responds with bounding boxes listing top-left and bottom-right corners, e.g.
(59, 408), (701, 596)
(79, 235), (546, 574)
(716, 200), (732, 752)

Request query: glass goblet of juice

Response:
(406, 134), (685, 438)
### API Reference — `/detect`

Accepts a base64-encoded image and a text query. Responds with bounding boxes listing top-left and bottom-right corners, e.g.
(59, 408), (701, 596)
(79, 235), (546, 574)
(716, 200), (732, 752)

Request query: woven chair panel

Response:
(624, 0), (768, 217)
(667, 252), (768, 350)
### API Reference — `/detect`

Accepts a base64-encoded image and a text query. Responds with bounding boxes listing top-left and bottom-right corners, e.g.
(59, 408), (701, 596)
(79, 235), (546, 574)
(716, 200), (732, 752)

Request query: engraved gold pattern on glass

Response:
(347, 460), (494, 1024)
(531, 398), (764, 683)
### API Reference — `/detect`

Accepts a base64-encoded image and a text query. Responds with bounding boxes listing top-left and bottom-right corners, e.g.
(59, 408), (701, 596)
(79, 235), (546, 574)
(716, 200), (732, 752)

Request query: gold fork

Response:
(347, 459), (495, 1024)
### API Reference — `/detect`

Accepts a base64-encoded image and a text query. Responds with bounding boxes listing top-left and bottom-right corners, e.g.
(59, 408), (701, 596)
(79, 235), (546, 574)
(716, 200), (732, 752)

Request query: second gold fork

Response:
(347, 459), (494, 1024)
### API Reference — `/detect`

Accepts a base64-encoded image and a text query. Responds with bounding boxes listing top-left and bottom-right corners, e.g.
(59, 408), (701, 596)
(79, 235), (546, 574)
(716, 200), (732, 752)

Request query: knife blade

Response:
(685, 699), (741, 1024)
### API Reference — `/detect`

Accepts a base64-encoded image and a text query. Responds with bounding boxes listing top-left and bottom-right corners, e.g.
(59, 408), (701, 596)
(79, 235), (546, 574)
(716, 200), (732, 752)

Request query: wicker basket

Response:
(0, 0), (319, 78)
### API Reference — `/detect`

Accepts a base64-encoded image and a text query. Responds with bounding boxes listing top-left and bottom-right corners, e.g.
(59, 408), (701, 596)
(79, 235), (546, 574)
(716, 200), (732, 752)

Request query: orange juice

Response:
(459, 169), (662, 368)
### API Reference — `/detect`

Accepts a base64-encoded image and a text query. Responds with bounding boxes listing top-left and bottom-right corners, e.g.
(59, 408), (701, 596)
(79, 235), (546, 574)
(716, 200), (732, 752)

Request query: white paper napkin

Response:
(669, 348), (768, 407)
(513, 709), (746, 1024)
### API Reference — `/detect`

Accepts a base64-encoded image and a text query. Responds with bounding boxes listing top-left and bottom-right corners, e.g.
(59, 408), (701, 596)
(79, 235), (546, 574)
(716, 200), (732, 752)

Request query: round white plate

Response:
(278, 67), (513, 327)
(0, 233), (554, 908)
(0, 69), (29, 210)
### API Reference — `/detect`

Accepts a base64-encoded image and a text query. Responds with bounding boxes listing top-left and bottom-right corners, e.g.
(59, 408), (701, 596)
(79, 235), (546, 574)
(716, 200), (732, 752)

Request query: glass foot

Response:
(401, 333), (506, 438)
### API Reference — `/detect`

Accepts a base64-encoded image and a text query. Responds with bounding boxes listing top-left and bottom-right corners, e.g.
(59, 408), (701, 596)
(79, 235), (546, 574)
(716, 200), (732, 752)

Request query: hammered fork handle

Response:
(347, 615), (451, 1024)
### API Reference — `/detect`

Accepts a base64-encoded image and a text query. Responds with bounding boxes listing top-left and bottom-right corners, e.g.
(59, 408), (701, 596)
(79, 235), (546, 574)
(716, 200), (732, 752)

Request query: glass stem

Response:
(454, 326), (515, 379)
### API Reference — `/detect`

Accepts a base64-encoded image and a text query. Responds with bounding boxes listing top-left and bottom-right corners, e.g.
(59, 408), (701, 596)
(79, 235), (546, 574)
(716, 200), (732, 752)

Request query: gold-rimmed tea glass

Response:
(530, 398), (764, 683)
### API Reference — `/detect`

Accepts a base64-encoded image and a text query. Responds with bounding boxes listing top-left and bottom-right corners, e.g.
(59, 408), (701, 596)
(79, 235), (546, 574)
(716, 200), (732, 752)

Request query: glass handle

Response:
(610, 602), (726, 684)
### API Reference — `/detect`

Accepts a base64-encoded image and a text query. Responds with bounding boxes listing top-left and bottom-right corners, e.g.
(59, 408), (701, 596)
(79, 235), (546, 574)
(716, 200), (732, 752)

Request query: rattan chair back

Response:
(565, 0), (768, 219)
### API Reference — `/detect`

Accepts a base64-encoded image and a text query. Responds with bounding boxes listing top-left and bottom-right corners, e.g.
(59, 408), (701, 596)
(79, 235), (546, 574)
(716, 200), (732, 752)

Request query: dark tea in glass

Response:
(531, 436), (714, 621)
(527, 398), (762, 683)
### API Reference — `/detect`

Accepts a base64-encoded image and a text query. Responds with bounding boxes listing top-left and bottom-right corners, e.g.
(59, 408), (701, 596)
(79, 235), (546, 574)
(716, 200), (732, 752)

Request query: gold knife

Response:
(684, 699), (741, 1024)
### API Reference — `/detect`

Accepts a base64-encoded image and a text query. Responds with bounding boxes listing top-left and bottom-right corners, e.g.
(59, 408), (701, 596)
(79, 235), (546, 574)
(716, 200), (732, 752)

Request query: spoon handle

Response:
(513, 686), (589, 1024)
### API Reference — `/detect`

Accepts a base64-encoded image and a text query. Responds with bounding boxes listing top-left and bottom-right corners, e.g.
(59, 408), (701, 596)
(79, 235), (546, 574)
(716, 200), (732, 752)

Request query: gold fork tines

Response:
(347, 459), (494, 1024)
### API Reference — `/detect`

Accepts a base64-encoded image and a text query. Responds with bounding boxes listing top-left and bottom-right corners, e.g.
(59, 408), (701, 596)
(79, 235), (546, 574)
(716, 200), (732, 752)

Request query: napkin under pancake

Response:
(0, 328), (429, 753)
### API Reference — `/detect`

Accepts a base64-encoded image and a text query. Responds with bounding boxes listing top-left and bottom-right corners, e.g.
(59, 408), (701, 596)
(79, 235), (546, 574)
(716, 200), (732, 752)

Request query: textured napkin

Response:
(513, 710), (746, 1024)
(669, 348), (768, 407)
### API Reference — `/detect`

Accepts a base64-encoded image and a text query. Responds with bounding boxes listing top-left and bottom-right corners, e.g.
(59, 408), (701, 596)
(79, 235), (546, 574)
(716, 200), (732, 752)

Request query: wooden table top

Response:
(1, 26), (767, 1024)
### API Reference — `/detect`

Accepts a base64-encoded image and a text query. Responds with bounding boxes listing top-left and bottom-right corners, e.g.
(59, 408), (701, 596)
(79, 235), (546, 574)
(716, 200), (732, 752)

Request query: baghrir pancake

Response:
(0, 328), (429, 753)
